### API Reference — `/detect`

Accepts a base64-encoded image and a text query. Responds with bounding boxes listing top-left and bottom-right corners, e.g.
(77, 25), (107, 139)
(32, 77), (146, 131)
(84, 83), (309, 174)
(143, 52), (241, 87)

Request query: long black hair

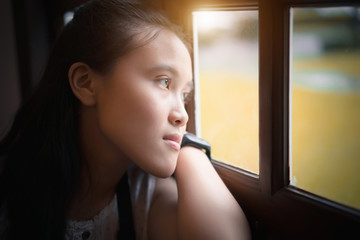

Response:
(0, 0), (189, 238)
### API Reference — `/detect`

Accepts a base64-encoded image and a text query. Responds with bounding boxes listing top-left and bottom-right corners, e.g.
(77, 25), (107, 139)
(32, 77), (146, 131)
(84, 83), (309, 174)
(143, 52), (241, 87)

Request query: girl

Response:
(0, 0), (250, 239)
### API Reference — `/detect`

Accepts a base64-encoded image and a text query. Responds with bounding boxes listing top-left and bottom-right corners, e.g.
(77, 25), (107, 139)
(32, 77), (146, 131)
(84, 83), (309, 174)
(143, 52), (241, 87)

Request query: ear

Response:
(68, 62), (97, 106)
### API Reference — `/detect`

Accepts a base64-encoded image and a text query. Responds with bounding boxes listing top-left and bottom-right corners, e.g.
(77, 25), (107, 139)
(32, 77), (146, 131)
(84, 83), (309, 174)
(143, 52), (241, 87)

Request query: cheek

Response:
(97, 92), (144, 140)
(96, 84), (166, 151)
(94, 80), (177, 177)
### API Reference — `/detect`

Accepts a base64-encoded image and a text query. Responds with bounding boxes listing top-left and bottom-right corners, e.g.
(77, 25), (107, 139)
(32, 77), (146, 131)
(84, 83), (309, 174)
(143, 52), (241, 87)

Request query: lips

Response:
(163, 134), (181, 151)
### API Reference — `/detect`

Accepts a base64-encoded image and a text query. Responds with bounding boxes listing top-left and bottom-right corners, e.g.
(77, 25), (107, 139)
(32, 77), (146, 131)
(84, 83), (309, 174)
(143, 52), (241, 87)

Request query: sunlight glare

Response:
(194, 11), (228, 33)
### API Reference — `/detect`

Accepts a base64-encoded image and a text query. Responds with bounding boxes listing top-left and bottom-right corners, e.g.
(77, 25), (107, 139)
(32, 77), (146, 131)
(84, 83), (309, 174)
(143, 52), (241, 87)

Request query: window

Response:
(290, 6), (360, 210)
(155, 0), (360, 237)
(193, 10), (259, 174)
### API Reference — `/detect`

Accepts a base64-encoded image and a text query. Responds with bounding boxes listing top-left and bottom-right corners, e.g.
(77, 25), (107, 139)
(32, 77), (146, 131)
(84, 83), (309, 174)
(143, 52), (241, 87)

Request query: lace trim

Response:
(65, 195), (119, 240)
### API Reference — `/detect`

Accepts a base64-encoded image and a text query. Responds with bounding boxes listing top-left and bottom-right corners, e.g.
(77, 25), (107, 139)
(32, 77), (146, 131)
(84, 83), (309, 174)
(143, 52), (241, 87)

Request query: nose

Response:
(168, 97), (189, 127)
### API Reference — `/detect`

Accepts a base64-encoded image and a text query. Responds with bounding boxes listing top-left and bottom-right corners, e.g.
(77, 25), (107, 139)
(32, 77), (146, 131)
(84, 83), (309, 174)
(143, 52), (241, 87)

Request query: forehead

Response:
(115, 29), (193, 79)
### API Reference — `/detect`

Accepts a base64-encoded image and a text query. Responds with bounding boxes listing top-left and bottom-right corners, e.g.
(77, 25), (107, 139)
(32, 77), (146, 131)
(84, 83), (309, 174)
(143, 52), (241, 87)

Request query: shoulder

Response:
(148, 176), (178, 240)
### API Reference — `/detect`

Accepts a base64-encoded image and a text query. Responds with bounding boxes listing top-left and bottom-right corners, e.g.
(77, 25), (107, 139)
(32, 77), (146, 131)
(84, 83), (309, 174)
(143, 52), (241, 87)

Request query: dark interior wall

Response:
(12, 0), (54, 100)
(0, 0), (60, 139)
(0, 0), (21, 138)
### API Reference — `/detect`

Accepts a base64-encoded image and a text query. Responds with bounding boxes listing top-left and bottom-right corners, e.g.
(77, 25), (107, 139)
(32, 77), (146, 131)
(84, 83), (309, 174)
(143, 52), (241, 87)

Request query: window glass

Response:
(193, 11), (259, 174)
(290, 6), (360, 209)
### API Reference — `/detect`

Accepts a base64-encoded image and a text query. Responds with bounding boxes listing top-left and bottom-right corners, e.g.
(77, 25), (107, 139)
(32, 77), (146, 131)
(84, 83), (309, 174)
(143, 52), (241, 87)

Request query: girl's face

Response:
(94, 30), (193, 177)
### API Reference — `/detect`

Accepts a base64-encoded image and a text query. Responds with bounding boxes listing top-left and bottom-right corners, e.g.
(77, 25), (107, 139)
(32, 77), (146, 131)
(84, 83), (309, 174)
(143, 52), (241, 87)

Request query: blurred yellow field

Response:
(199, 72), (259, 173)
(199, 69), (360, 210)
(292, 86), (360, 209)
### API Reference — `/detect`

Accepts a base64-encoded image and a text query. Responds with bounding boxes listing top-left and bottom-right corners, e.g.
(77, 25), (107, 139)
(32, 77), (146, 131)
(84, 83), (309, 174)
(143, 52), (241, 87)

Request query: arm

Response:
(148, 146), (251, 240)
(176, 146), (251, 240)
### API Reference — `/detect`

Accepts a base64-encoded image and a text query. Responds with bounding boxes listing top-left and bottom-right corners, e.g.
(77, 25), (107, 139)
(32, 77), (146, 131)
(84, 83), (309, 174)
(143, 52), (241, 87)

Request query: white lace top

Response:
(65, 195), (119, 240)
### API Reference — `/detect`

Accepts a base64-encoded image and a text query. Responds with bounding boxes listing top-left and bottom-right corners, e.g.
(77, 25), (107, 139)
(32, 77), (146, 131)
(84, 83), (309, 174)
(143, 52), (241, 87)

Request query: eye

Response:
(159, 78), (170, 89)
(181, 91), (193, 104)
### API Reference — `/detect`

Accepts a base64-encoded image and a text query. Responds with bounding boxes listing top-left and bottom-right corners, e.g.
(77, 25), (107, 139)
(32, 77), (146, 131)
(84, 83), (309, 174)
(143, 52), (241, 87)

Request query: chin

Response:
(134, 151), (178, 178)
(151, 163), (176, 178)
(146, 156), (177, 178)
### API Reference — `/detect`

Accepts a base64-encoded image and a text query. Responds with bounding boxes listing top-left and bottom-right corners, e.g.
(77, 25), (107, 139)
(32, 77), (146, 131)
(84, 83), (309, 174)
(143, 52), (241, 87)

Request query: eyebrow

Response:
(150, 64), (179, 76)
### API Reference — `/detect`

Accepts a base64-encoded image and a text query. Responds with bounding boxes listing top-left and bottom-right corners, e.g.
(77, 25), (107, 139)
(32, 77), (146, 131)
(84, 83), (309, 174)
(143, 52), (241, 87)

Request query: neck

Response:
(69, 106), (131, 221)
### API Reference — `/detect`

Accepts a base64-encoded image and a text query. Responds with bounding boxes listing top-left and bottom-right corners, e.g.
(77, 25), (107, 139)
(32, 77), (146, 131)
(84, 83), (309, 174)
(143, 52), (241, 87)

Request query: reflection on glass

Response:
(193, 11), (259, 174)
(290, 7), (360, 209)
